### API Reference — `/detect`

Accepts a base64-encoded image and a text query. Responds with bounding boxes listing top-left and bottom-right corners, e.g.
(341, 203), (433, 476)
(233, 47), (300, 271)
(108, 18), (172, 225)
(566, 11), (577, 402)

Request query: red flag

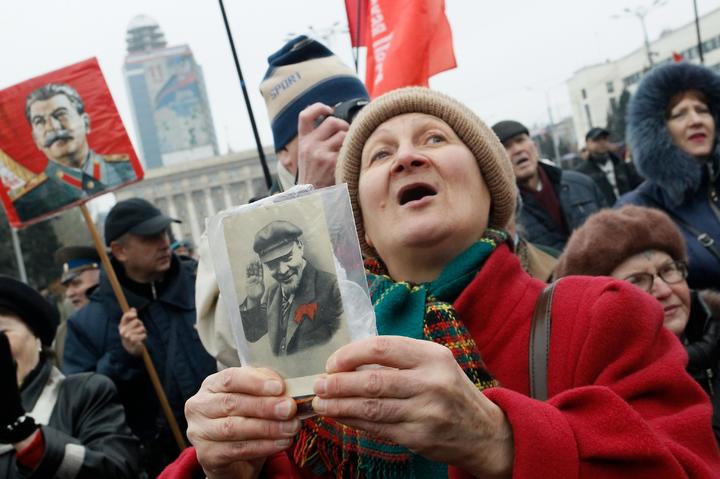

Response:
(350, 0), (456, 98)
(345, 0), (369, 47)
(672, 52), (684, 63)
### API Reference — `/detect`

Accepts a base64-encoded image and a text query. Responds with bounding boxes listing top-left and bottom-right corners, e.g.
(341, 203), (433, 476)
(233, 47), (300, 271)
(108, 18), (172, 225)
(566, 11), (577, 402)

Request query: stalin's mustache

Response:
(43, 130), (73, 148)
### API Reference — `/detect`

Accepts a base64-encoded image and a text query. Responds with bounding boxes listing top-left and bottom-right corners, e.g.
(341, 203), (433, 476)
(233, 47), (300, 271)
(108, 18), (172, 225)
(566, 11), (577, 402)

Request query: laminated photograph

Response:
(207, 184), (376, 411)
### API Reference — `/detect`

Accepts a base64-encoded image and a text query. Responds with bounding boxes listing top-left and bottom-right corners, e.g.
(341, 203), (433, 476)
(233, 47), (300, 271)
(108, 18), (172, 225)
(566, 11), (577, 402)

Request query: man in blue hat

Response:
(54, 245), (100, 311)
(240, 220), (343, 356)
(259, 35), (369, 193)
(62, 197), (216, 476)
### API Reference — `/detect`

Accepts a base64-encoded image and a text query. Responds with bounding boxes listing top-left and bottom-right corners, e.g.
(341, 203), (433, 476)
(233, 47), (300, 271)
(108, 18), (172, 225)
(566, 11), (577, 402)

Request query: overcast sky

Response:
(3, 0), (720, 156)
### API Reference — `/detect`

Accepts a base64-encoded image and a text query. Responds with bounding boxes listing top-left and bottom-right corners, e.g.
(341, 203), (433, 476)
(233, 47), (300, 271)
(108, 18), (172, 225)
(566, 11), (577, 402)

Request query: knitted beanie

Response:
(335, 87), (516, 258)
(259, 36), (369, 152)
(554, 205), (687, 278)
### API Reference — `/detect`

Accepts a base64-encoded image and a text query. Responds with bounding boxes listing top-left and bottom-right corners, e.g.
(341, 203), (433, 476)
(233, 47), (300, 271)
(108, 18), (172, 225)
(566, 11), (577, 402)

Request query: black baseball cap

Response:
(491, 120), (530, 144)
(586, 127), (610, 141)
(104, 198), (180, 246)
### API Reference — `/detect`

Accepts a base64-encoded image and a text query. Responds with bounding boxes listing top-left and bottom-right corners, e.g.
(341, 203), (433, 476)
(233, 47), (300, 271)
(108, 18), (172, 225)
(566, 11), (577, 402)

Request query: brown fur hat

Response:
(554, 205), (687, 278)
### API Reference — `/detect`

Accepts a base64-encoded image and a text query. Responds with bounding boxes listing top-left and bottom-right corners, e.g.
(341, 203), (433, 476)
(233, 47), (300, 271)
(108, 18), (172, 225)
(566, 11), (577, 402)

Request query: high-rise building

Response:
(123, 15), (218, 169)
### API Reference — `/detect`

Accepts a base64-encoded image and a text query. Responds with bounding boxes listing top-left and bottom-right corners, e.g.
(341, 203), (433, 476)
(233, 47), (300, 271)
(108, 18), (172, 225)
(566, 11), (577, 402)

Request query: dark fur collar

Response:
(627, 63), (720, 206)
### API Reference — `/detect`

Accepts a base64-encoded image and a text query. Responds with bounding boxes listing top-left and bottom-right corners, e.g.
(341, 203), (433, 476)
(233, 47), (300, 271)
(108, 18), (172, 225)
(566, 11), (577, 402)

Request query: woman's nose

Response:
(650, 275), (672, 300)
(392, 144), (429, 174)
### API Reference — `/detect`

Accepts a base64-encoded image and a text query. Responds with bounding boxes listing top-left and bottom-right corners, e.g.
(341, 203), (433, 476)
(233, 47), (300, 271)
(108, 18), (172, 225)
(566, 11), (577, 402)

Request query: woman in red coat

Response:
(165, 88), (720, 478)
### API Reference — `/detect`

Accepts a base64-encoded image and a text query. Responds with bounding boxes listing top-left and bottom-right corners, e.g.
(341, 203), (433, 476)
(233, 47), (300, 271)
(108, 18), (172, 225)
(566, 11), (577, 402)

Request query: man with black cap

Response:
(491, 120), (606, 250)
(241, 220), (343, 356)
(62, 198), (216, 476)
(576, 127), (643, 205)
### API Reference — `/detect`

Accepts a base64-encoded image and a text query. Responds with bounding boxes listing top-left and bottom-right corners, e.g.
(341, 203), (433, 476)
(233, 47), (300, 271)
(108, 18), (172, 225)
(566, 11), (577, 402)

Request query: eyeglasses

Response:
(622, 260), (688, 293)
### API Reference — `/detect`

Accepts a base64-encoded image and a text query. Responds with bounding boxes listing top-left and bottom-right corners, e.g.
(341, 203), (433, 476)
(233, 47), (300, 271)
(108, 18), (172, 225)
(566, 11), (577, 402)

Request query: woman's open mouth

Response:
(397, 184), (438, 206)
(688, 132), (707, 142)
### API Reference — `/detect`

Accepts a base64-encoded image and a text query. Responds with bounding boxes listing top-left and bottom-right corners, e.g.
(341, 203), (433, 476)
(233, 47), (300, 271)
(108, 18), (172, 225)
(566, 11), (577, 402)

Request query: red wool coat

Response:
(161, 245), (720, 478)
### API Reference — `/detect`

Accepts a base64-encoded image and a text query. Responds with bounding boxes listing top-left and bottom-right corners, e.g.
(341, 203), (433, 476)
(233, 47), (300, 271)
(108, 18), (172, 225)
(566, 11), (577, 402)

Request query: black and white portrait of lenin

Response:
(240, 220), (343, 356)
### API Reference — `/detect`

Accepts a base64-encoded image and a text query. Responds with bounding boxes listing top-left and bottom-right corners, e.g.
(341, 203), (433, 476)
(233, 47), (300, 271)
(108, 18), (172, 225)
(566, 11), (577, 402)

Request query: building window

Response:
(172, 194), (192, 239)
(210, 186), (226, 213)
(610, 97), (618, 110)
(252, 178), (267, 197)
(581, 88), (587, 100)
(584, 104), (593, 129)
(228, 182), (248, 205)
(192, 191), (208, 232)
(606, 81), (614, 94)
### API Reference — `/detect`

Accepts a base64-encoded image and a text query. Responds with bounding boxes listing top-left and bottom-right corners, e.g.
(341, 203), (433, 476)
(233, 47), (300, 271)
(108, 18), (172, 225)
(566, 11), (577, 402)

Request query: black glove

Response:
(0, 332), (36, 444)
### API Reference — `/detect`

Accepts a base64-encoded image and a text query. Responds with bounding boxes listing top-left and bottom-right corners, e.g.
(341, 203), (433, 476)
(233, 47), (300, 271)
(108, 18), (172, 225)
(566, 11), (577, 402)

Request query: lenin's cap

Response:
(253, 220), (302, 263)
(0, 276), (59, 347)
(491, 120), (530, 144)
(104, 198), (180, 246)
(55, 245), (100, 284)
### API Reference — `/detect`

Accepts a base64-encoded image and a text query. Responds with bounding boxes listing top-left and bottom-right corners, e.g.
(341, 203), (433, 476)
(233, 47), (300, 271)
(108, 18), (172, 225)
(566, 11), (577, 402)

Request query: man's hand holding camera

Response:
(297, 102), (350, 188)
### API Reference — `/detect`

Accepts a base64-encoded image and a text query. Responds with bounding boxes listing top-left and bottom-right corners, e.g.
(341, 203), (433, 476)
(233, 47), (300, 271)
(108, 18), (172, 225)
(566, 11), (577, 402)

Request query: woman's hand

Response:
(311, 336), (514, 478)
(185, 367), (300, 479)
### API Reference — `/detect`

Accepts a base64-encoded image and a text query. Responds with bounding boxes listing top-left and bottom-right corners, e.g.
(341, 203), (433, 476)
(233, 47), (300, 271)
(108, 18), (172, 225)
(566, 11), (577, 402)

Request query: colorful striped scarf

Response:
(292, 229), (507, 478)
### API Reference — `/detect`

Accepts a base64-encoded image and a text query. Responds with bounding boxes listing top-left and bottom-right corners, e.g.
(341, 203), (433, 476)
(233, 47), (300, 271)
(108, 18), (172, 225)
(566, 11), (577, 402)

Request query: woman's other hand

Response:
(312, 336), (514, 478)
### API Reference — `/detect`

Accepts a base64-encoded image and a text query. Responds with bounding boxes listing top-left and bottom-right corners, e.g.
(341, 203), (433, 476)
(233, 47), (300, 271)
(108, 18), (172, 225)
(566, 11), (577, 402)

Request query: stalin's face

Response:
(29, 94), (90, 168)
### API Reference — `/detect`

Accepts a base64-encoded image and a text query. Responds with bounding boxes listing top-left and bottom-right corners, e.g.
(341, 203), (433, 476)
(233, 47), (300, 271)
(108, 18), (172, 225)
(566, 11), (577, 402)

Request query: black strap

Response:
(529, 280), (559, 400)
(639, 193), (720, 264)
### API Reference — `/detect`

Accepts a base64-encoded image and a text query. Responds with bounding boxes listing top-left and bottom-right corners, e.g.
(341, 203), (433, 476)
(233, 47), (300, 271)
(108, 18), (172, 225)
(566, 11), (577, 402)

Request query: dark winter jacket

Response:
(62, 255), (216, 443)
(618, 62), (720, 289)
(0, 359), (140, 478)
(575, 152), (643, 205)
(519, 161), (607, 251)
(685, 290), (720, 442)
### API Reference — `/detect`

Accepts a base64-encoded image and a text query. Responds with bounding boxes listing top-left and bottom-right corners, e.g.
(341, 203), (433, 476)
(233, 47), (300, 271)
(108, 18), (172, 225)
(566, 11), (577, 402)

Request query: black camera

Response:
(314, 98), (369, 127)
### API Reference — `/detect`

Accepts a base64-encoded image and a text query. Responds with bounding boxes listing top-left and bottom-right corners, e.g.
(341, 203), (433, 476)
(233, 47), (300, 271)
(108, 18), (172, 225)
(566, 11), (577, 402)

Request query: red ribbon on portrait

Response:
(294, 302), (318, 324)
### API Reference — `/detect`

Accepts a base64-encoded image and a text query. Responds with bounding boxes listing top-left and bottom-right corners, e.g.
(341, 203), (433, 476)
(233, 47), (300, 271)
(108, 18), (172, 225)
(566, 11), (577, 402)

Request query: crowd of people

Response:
(1, 34), (720, 478)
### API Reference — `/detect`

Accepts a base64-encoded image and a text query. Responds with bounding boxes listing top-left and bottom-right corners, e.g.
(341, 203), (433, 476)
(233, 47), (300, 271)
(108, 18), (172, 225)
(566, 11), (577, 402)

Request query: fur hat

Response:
(259, 36), (369, 152)
(627, 63), (720, 206)
(335, 87), (516, 258)
(554, 206), (687, 278)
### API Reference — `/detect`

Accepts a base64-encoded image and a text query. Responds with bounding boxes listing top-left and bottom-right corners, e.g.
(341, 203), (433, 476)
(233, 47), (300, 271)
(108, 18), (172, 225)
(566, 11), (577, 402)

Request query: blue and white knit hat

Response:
(260, 35), (369, 152)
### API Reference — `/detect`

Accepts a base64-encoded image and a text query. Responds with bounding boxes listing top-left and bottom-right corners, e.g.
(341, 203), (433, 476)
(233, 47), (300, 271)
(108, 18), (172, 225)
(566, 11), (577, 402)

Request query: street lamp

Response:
(612, 0), (667, 69)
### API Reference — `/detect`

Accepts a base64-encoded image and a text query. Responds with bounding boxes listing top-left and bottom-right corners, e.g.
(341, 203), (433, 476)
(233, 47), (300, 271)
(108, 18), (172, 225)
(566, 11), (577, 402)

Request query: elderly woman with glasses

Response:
(556, 205), (720, 442)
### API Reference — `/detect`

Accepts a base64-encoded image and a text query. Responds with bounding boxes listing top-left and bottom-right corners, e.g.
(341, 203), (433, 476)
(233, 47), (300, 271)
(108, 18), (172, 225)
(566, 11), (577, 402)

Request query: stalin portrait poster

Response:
(0, 58), (143, 227)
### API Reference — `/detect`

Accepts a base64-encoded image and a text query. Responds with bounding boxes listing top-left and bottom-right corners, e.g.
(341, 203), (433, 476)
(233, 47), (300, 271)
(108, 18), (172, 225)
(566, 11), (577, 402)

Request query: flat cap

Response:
(253, 220), (303, 263)
(491, 120), (530, 144)
(586, 127), (610, 141)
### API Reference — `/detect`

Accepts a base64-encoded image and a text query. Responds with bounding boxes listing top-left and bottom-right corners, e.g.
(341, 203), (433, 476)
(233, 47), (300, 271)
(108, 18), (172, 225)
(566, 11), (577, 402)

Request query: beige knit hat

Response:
(335, 87), (516, 258)
(554, 205), (687, 278)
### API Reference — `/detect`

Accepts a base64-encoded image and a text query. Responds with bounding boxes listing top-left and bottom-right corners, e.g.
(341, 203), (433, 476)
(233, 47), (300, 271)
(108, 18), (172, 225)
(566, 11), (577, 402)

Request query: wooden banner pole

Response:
(79, 203), (187, 451)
